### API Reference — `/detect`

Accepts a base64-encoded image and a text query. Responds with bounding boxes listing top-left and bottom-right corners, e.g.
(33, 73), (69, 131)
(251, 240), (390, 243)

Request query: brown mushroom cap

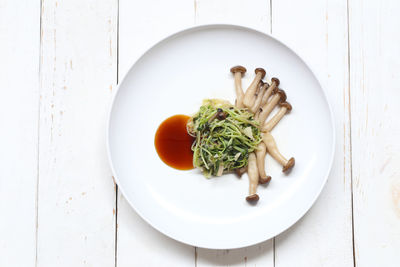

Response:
(276, 89), (287, 102)
(259, 80), (270, 89)
(230, 65), (247, 75)
(235, 167), (247, 178)
(271, 77), (280, 86)
(255, 68), (266, 79)
(259, 176), (271, 184)
(246, 194), (260, 202)
(282, 157), (295, 172)
(256, 80), (265, 94)
(279, 101), (292, 111)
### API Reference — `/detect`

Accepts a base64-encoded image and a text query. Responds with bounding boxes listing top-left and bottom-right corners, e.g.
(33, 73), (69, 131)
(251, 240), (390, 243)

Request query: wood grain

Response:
(0, 1), (40, 266)
(3, 0), (400, 265)
(36, 0), (117, 266)
(193, 0), (271, 32)
(349, 0), (400, 266)
(271, 0), (354, 266)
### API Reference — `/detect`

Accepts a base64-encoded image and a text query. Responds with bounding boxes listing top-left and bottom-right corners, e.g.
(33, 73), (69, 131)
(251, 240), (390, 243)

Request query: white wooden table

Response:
(1, 0), (399, 266)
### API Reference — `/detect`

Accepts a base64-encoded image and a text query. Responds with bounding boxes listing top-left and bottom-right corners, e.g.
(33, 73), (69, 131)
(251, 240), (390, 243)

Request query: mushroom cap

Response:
(260, 80), (270, 89)
(282, 157), (295, 172)
(279, 101), (292, 111)
(235, 169), (243, 178)
(256, 80), (265, 93)
(276, 89), (287, 102)
(235, 167), (247, 178)
(254, 68), (266, 78)
(246, 194), (260, 202)
(259, 176), (271, 184)
(271, 77), (280, 86)
(230, 65), (247, 75)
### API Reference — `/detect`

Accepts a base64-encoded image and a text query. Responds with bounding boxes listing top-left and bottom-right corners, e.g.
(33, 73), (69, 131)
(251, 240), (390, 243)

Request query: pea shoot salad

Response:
(187, 99), (262, 177)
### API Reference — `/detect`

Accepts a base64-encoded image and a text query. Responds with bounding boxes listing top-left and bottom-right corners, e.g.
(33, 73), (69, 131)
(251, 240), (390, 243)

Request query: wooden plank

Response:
(193, 0), (271, 32)
(197, 244), (273, 267)
(36, 0), (118, 266)
(116, 1), (195, 266)
(348, 0), (400, 266)
(118, 0), (194, 78)
(0, 1), (40, 266)
(194, 1), (273, 266)
(271, 0), (354, 266)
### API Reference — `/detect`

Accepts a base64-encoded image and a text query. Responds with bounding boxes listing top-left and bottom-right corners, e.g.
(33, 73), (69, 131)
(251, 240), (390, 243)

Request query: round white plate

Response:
(107, 24), (335, 249)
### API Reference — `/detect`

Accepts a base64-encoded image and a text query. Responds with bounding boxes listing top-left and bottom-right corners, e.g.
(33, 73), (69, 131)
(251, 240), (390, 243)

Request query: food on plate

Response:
(262, 131), (295, 173)
(255, 142), (270, 184)
(155, 66), (295, 204)
(188, 67), (295, 203)
(230, 66), (247, 108)
(186, 99), (262, 177)
(250, 81), (268, 114)
(262, 101), (292, 132)
(243, 68), (266, 109)
(256, 78), (279, 114)
(154, 115), (195, 170)
(246, 152), (259, 202)
(257, 89), (286, 127)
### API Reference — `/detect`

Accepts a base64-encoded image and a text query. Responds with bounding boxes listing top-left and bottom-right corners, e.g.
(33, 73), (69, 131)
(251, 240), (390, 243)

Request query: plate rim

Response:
(106, 23), (336, 249)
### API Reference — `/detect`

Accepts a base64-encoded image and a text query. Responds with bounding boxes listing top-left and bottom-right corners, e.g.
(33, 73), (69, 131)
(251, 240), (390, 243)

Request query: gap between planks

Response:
(35, 0), (45, 266)
(346, 0), (356, 265)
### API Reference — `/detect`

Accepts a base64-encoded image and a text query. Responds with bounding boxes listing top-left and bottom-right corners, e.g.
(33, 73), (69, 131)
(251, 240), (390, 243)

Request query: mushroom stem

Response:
(258, 89), (287, 126)
(262, 101), (292, 132)
(246, 153), (259, 202)
(256, 142), (271, 184)
(250, 82), (268, 114)
(243, 68), (266, 109)
(262, 132), (295, 172)
(216, 163), (224, 176)
(254, 109), (261, 121)
(260, 78), (280, 107)
(230, 66), (247, 108)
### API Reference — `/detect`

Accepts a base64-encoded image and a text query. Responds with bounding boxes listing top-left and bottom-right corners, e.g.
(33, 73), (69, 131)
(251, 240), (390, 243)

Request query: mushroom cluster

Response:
(230, 66), (295, 204)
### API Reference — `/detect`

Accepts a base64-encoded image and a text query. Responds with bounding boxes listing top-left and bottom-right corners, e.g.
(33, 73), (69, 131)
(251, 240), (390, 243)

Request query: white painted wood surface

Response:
(1, 0), (400, 266)
(0, 1), (40, 266)
(36, 0), (117, 266)
(349, 0), (400, 266)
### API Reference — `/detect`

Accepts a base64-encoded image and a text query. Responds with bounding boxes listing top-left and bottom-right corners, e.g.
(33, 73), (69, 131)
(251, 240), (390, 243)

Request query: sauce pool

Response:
(154, 115), (195, 170)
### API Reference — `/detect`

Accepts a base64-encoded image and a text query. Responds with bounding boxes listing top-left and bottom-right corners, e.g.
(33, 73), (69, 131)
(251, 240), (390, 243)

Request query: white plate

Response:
(107, 24), (335, 249)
